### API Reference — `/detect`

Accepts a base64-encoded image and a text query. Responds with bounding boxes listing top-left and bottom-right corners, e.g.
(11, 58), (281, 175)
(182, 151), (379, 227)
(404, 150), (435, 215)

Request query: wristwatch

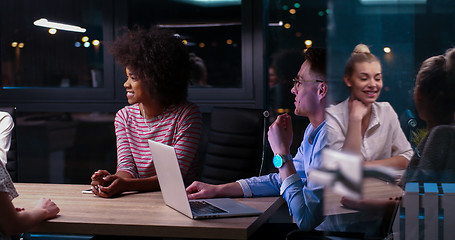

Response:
(273, 154), (293, 168)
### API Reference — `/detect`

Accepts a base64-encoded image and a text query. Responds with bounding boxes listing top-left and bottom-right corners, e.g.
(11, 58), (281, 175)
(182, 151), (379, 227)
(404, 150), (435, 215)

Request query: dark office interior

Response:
(1, 0), (454, 186)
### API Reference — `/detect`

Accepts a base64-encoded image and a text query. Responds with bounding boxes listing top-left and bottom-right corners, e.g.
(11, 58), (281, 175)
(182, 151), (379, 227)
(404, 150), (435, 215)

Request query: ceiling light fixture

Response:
(33, 18), (86, 33)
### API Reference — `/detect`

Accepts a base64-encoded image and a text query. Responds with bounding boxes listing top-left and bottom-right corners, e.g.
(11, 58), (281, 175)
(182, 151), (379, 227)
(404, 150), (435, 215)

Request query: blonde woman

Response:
(326, 44), (413, 169)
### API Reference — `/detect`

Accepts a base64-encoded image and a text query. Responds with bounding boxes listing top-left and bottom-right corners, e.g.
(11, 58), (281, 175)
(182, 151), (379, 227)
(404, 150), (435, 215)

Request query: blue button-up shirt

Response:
(237, 121), (326, 230)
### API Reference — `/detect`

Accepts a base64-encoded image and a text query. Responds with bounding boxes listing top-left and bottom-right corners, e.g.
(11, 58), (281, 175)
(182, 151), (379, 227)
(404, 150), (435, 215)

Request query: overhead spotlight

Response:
(384, 47), (391, 53)
(33, 18), (86, 33)
(81, 36), (89, 42)
(75, 42), (81, 47)
(11, 42), (18, 48)
(226, 39), (233, 45)
(84, 42), (90, 48)
(92, 40), (100, 46)
(48, 28), (57, 34)
(18, 43), (24, 48)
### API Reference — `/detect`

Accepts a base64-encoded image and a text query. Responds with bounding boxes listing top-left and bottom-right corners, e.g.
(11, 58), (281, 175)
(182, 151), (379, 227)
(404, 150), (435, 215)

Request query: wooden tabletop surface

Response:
(13, 183), (284, 240)
(323, 178), (403, 216)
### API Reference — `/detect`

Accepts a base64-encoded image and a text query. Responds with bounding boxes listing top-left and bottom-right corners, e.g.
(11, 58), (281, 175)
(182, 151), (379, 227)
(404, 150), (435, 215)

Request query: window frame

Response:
(0, 0), (266, 113)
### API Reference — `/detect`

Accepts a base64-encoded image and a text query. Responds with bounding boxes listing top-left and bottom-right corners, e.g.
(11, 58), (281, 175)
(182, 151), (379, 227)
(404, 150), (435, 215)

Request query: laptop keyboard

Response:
(190, 200), (227, 215)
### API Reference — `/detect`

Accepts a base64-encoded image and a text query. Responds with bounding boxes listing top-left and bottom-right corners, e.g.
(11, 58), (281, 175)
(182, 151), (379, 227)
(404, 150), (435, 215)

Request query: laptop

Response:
(148, 140), (262, 219)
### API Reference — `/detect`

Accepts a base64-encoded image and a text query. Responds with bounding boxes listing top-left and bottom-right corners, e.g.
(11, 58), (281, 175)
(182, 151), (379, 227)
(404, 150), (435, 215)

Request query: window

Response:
(129, 0), (242, 88)
(1, 0), (105, 89)
(0, 0), (264, 112)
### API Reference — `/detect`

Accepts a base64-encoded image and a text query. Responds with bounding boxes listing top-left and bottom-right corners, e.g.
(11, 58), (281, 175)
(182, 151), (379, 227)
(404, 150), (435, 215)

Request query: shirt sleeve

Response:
(0, 113), (13, 166)
(0, 162), (18, 200)
(237, 173), (282, 197)
(171, 104), (202, 178)
(325, 103), (347, 152)
(281, 173), (323, 231)
(239, 147), (309, 198)
(114, 109), (138, 178)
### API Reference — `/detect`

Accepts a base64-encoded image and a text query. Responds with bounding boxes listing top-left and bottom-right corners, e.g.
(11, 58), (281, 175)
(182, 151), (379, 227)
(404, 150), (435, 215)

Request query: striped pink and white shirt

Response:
(115, 102), (202, 185)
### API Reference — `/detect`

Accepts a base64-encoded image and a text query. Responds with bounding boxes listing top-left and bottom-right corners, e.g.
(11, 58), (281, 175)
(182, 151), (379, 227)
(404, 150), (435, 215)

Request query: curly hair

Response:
(109, 26), (190, 107)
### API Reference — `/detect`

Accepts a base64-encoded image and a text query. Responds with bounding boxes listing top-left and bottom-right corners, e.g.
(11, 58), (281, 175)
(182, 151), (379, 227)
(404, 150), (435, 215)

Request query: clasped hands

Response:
(91, 170), (127, 198)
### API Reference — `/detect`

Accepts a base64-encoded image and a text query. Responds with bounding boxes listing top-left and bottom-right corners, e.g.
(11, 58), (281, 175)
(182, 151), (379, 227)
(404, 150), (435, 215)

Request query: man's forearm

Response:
(215, 182), (244, 197)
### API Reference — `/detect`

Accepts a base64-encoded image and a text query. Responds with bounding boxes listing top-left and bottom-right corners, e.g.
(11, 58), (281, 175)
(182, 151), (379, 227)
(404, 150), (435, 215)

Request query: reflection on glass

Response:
(267, 0), (327, 117)
(266, 0), (327, 155)
(128, 0), (241, 88)
(0, 0), (104, 88)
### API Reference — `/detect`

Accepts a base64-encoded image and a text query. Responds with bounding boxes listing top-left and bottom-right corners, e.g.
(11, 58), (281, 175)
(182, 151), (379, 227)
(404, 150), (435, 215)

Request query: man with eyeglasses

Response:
(186, 48), (328, 233)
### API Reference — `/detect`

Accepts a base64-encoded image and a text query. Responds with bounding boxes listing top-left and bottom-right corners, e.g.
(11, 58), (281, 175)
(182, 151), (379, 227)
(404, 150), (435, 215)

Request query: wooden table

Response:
(13, 183), (284, 240)
(323, 178), (403, 216)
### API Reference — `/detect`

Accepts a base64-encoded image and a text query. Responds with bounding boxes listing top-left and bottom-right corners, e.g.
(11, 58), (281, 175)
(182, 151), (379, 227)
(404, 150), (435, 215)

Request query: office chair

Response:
(0, 107), (18, 182)
(199, 107), (268, 184)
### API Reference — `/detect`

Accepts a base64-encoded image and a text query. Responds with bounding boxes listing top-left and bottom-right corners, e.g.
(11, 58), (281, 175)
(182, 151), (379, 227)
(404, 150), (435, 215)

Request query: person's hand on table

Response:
(91, 174), (129, 198)
(34, 197), (60, 219)
(91, 170), (112, 187)
(186, 181), (218, 200)
(340, 197), (366, 211)
(91, 170), (126, 198)
(341, 196), (398, 216)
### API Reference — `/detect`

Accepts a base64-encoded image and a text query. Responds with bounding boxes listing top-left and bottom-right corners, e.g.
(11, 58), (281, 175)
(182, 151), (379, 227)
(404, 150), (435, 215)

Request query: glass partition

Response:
(266, 0), (328, 155)
(327, 0), (455, 130)
(266, 0), (327, 118)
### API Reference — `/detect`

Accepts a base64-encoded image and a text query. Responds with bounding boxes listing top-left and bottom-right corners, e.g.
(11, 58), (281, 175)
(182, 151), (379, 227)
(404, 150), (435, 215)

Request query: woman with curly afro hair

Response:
(90, 26), (202, 198)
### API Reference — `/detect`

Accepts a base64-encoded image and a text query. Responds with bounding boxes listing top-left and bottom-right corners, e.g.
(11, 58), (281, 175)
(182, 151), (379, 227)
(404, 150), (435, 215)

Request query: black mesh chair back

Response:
(200, 107), (267, 184)
(0, 107), (18, 182)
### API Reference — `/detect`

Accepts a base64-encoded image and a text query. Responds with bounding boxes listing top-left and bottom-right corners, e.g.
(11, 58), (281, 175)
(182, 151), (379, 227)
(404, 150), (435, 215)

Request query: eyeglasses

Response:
(292, 78), (324, 88)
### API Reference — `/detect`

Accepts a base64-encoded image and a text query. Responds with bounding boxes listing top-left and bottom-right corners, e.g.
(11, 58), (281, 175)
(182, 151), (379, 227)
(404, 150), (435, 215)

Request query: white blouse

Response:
(0, 112), (13, 167)
(0, 161), (18, 239)
(0, 161), (18, 200)
(326, 98), (413, 162)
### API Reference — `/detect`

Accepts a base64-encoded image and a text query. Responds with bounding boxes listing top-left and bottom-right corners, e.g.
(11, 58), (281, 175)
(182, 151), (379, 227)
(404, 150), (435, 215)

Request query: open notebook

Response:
(148, 140), (262, 219)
